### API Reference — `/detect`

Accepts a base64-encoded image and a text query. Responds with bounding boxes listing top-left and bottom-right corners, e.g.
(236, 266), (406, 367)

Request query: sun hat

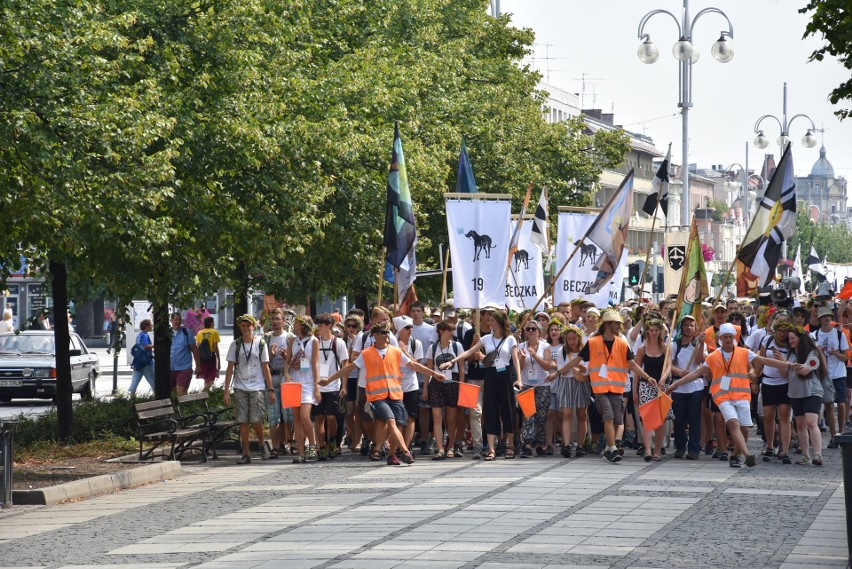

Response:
(236, 314), (257, 327)
(718, 323), (737, 336)
(600, 310), (623, 324)
(393, 315), (414, 330)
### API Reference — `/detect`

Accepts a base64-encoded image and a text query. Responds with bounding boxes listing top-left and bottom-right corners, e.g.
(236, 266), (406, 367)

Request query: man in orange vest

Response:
(561, 310), (659, 463)
(328, 321), (443, 465)
(667, 323), (791, 468)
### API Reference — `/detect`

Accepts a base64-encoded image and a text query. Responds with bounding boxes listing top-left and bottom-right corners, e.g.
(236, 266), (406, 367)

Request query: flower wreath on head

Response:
(295, 316), (312, 331)
(547, 318), (565, 332)
(644, 318), (666, 330)
(561, 323), (585, 339)
(772, 320), (795, 332)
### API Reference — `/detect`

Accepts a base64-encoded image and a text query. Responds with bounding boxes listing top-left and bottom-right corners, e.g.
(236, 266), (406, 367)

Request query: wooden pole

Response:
(519, 236), (587, 332)
(441, 247), (451, 304)
(378, 247), (387, 305)
(475, 308), (481, 336)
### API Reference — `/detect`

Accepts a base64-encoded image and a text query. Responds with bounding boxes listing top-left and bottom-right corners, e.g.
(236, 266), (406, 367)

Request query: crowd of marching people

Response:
(196, 296), (851, 468)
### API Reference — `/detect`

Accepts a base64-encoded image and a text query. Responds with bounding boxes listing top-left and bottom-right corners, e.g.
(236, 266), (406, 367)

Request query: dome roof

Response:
(810, 145), (835, 179)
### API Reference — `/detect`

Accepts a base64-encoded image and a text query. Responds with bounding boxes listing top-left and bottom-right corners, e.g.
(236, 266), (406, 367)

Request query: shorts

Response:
(717, 399), (753, 427)
(312, 391), (341, 419)
(594, 393), (625, 426)
(170, 369), (193, 391)
(234, 388), (266, 424)
(371, 398), (407, 426)
(427, 376), (459, 408)
(761, 383), (790, 407)
(791, 395), (823, 417)
(197, 359), (218, 382)
(299, 381), (317, 405)
(346, 377), (358, 402)
(403, 390), (419, 418)
(832, 377), (847, 404)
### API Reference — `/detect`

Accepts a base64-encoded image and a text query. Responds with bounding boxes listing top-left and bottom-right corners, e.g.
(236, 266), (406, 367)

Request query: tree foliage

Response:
(788, 210), (852, 264)
(801, 0), (852, 120)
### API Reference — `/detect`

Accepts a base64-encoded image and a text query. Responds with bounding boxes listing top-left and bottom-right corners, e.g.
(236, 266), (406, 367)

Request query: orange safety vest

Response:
(587, 335), (629, 395)
(362, 345), (404, 403)
(705, 324), (741, 353)
(706, 347), (751, 404)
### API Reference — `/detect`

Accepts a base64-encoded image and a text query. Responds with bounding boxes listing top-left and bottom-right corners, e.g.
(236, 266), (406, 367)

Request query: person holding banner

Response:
(440, 310), (521, 461)
(518, 321), (555, 457)
(551, 324), (590, 458)
(633, 319), (673, 462)
(559, 310), (659, 463)
(666, 323), (793, 468)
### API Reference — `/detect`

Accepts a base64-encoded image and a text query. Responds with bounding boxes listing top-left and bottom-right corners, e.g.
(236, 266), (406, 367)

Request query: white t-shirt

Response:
(411, 322), (438, 356)
(353, 331), (399, 387)
(290, 336), (317, 385)
(811, 327), (850, 379)
(520, 341), (550, 387)
(745, 327), (767, 352)
(399, 338), (423, 392)
(670, 339), (705, 393)
(227, 337), (269, 391)
(759, 335), (790, 386)
(267, 331), (291, 373)
(555, 347), (580, 379)
(316, 336), (348, 392)
(0, 320), (12, 333)
(481, 334), (517, 370)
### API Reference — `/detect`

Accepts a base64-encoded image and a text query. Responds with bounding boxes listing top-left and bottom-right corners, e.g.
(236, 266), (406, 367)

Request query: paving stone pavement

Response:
(0, 439), (847, 569)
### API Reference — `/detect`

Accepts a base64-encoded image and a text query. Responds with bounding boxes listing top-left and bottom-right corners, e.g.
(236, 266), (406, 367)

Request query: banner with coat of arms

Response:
(664, 231), (689, 296)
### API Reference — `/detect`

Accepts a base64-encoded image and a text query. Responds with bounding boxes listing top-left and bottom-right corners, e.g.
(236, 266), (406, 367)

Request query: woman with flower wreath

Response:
(518, 320), (556, 457)
(551, 323), (590, 457)
(633, 318), (673, 461)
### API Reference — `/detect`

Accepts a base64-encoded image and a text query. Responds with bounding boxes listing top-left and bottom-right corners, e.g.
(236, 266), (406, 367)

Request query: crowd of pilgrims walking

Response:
(189, 296), (851, 468)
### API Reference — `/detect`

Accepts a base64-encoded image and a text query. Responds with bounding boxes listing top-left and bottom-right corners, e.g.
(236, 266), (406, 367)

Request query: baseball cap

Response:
(718, 323), (737, 336)
(442, 307), (457, 318)
(713, 304), (727, 312)
(586, 308), (601, 318)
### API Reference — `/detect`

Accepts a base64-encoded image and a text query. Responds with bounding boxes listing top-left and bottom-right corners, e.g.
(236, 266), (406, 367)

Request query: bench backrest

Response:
(135, 399), (176, 421)
(176, 392), (209, 405)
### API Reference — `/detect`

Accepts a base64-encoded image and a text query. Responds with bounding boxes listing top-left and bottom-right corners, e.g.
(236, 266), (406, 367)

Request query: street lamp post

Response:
(753, 82), (818, 155)
(637, 0), (734, 228)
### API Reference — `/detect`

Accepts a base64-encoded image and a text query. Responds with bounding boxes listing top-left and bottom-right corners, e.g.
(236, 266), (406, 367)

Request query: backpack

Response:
(198, 333), (215, 363)
(431, 340), (459, 369)
(130, 341), (153, 370)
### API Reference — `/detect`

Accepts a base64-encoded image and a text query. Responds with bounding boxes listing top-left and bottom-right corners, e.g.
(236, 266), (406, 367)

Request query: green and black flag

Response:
(384, 123), (417, 303)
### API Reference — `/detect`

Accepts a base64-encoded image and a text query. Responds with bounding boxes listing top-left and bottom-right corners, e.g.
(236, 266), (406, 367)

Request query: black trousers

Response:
(482, 368), (516, 436)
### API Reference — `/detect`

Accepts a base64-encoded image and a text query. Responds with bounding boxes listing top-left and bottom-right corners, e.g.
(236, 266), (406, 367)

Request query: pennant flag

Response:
(735, 143), (796, 296)
(642, 144), (671, 218)
(837, 279), (852, 300)
(793, 245), (806, 294)
(530, 186), (549, 254)
(455, 136), (478, 194)
(674, 218), (709, 334)
(507, 183), (533, 269)
(807, 245), (826, 283)
(586, 170), (634, 294)
(383, 123), (417, 300)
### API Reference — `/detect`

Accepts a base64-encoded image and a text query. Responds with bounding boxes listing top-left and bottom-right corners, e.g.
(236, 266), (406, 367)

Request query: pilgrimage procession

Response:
(201, 123), (850, 473)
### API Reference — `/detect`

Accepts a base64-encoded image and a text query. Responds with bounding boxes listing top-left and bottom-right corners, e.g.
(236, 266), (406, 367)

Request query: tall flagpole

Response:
(441, 248), (451, 304)
(378, 247), (387, 304)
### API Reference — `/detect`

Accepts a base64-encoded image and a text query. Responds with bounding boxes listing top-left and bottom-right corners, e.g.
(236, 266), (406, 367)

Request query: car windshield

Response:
(0, 335), (55, 354)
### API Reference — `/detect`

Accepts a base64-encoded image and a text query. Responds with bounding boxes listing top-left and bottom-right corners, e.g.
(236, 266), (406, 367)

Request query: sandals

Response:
(505, 448), (516, 459)
(370, 450), (382, 461)
(446, 448), (455, 459)
(545, 445), (554, 456)
(652, 455), (661, 462)
(269, 449), (279, 460)
(432, 450), (446, 461)
(484, 451), (496, 461)
(644, 454), (653, 462)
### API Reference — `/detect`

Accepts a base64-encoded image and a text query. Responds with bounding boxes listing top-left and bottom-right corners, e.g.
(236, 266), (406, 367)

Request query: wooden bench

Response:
(134, 399), (210, 462)
(175, 392), (239, 460)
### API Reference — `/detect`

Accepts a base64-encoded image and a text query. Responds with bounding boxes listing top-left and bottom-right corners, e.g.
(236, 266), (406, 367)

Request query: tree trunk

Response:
(153, 302), (172, 400)
(50, 260), (73, 443)
(75, 300), (95, 338)
(308, 296), (317, 317)
(233, 261), (248, 340)
(93, 297), (104, 337)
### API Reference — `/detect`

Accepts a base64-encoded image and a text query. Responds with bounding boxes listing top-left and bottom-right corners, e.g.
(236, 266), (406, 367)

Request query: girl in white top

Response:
(285, 316), (319, 462)
(518, 320), (556, 456)
(551, 324), (590, 457)
(440, 310), (521, 460)
(425, 321), (466, 459)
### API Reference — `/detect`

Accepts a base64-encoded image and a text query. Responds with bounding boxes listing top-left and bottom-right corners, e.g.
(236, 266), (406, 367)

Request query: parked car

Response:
(0, 331), (99, 402)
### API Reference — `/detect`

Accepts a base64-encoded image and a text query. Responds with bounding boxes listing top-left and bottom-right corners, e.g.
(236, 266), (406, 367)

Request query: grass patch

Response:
(15, 436), (137, 463)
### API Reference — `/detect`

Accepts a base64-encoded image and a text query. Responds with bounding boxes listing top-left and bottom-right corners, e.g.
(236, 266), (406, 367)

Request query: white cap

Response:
(393, 316), (413, 331)
(718, 323), (737, 337)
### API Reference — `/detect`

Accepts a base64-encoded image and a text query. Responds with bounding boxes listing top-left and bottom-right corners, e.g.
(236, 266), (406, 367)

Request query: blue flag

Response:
(455, 136), (478, 193)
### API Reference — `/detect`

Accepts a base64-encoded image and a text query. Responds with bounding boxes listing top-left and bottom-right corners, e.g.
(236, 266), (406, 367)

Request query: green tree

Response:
(801, 0), (852, 120)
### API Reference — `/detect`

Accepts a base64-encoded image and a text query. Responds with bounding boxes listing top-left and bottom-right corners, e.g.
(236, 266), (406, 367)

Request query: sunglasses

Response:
(373, 330), (390, 335)
(524, 327), (539, 332)
(346, 324), (359, 329)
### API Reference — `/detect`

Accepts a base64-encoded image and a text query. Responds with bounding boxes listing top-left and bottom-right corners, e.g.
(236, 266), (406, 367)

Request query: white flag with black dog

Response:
(446, 197), (512, 309)
(505, 217), (545, 311)
(554, 211), (625, 307)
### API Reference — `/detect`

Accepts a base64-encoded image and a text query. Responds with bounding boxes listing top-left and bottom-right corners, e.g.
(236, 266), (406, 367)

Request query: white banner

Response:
(664, 230), (689, 296)
(554, 212), (625, 307)
(505, 218), (545, 311)
(447, 198), (512, 309)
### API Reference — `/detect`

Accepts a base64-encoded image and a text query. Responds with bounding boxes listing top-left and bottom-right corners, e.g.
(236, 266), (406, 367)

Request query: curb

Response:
(12, 461), (183, 506)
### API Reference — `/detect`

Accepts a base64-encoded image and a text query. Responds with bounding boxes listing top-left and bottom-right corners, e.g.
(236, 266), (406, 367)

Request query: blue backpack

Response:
(131, 341), (153, 370)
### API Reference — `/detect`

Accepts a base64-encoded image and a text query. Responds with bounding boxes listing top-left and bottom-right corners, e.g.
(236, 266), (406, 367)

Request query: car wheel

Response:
(81, 374), (94, 401)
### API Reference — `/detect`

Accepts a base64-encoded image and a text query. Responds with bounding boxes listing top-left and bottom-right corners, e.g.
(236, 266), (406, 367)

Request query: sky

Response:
(500, 0), (852, 181)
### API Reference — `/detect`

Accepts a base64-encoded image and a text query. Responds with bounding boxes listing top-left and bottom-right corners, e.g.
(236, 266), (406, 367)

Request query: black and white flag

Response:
(807, 245), (826, 283)
(642, 144), (671, 218)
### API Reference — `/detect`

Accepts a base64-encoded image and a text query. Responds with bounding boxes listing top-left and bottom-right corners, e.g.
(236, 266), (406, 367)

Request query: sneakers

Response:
(604, 449), (622, 463)
(796, 454), (811, 465)
(329, 442), (339, 459)
(292, 455), (305, 464)
(812, 455), (823, 466)
(685, 453), (699, 460)
(704, 439), (717, 455)
(455, 443), (465, 458)
(729, 456), (741, 468)
(744, 454), (756, 468)
(387, 454), (401, 466)
(521, 447), (534, 458)
(400, 451), (415, 465)
(827, 437), (838, 449)
(561, 445), (572, 458)
(472, 446), (483, 460)
(318, 447), (329, 462)
(574, 447), (585, 458)
(674, 450), (685, 459)
(779, 453), (792, 465)
(306, 446), (318, 462)
(236, 455), (252, 465)
(261, 442), (271, 461)
(712, 449), (722, 459)
(718, 452), (729, 461)
(419, 441), (430, 456)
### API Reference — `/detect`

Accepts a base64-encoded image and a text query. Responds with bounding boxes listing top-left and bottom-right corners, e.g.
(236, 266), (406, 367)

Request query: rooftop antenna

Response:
(815, 124), (829, 146)
(572, 73), (603, 109)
